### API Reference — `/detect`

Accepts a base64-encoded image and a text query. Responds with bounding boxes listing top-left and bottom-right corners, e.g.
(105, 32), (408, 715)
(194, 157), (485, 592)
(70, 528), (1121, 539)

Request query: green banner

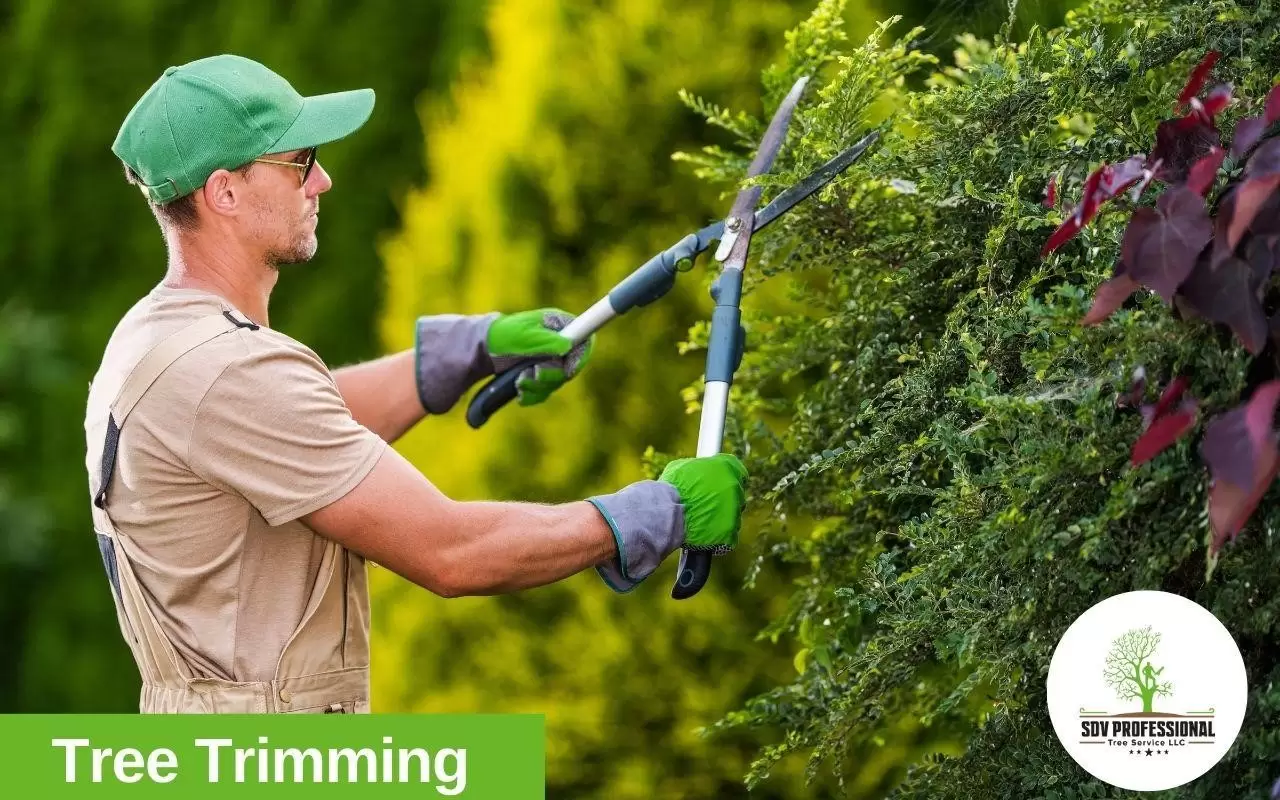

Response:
(0, 714), (544, 798)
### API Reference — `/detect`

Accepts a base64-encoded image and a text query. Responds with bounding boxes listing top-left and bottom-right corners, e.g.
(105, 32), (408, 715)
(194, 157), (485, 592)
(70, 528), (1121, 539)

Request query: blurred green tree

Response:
(0, 0), (487, 711)
(0, 304), (65, 706)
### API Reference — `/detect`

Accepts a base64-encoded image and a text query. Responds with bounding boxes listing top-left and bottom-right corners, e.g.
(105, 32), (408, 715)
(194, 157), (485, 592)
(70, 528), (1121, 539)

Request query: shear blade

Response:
(716, 76), (811, 266)
(713, 225), (739, 261)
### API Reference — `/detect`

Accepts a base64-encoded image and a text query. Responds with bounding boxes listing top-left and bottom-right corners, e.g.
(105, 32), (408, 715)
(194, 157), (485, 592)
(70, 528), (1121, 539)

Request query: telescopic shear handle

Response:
(465, 233), (704, 429)
(672, 550), (712, 599)
(465, 365), (528, 428)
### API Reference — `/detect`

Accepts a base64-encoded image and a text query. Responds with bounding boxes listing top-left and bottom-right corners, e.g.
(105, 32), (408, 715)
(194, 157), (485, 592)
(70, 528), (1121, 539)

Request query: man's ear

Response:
(201, 169), (242, 217)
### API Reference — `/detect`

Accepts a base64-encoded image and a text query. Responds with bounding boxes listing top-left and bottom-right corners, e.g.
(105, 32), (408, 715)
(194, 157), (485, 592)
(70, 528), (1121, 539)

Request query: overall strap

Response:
(91, 309), (257, 693)
(95, 311), (256, 510)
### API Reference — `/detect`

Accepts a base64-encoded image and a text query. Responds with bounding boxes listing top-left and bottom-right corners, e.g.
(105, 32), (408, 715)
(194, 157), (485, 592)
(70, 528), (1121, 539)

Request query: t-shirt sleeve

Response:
(188, 342), (388, 527)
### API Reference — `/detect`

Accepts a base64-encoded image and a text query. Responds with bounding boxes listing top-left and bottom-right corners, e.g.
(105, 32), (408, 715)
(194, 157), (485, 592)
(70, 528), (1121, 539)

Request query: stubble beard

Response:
(264, 218), (318, 268)
(252, 190), (318, 268)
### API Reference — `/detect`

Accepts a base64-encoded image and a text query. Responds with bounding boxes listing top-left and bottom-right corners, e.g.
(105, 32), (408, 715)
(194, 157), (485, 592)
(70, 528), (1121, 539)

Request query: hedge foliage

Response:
(677, 0), (1280, 796)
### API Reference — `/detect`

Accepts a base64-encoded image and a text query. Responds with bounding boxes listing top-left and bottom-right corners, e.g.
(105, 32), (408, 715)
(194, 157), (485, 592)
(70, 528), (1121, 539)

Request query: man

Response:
(86, 54), (747, 714)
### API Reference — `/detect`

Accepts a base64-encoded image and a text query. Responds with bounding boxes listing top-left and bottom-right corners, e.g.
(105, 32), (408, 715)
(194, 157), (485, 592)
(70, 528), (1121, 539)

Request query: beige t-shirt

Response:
(84, 285), (387, 682)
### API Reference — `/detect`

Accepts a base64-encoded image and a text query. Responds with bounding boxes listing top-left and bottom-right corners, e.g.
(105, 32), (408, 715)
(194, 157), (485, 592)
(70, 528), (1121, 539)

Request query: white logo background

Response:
(1047, 590), (1247, 792)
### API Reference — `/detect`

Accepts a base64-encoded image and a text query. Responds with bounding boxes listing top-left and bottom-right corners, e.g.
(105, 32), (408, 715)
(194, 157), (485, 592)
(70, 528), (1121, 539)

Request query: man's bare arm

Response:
(333, 314), (497, 442)
(302, 446), (616, 597)
(332, 350), (425, 443)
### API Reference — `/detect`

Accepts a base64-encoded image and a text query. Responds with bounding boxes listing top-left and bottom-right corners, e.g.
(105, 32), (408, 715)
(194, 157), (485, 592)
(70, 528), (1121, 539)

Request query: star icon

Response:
(1145, 749), (1153, 757)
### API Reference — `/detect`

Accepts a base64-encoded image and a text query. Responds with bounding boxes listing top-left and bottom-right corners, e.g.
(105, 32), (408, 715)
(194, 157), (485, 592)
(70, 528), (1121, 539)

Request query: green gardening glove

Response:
(659, 453), (747, 553)
(587, 452), (748, 593)
(486, 308), (595, 406)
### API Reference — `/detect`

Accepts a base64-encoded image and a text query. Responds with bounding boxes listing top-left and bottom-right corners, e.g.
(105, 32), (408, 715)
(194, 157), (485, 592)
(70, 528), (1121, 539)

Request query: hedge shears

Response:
(466, 76), (878, 599)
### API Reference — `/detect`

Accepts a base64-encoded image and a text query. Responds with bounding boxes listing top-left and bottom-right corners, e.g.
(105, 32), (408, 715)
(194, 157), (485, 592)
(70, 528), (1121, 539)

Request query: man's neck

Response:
(161, 236), (277, 327)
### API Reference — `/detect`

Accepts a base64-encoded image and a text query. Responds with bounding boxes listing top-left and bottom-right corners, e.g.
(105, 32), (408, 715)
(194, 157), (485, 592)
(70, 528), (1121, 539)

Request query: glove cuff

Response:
(414, 312), (501, 414)
(586, 481), (685, 593)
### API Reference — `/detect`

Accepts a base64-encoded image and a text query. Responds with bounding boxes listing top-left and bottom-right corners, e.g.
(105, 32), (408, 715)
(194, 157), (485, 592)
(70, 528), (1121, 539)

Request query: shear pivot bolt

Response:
(726, 217), (742, 232)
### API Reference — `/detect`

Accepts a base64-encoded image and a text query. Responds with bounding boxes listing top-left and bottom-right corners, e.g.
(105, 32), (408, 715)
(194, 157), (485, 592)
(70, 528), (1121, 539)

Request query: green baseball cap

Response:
(113, 54), (375, 204)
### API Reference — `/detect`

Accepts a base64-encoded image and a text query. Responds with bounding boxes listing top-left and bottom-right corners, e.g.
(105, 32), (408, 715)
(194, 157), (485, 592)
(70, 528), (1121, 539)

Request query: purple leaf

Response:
(1117, 365), (1148, 409)
(1247, 384), (1280, 447)
(1042, 167), (1102, 256)
(1174, 294), (1202, 320)
(1246, 235), (1279, 294)
(1133, 403), (1198, 466)
(1100, 156), (1148, 199)
(1132, 377), (1197, 466)
(1151, 116), (1221, 183)
(1225, 175), (1280, 250)
(1130, 160), (1161, 202)
(1042, 215), (1084, 257)
(1209, 457), (1280, 553)
(1232, 116), (1267, 159)
(1201, 380), (1280, 552)
(1177, 251), (1269, 354)
(1248, 138), (1280, 176)
(1197, 84), (1233, 120)
(1267, 83), (1280, 125)
(1152, 375), (1191, 420)
(1246, 190), (1280, 237)
(1042, 160), (1146, 256)
(1044, 173), (1058, 208)
(1203, 403), (1264, 489)
(1210, 190), (1238, 268)
(1074, 163), (1109, 226)
(1186, 147), (1225, 196)
(1178, 51), (1222, 107)
(1082, 273), (1140, 325)
(1121, 209), (1158, 265)
(1122, 187), (1213, 302)
(1222, 138), (1280, 248)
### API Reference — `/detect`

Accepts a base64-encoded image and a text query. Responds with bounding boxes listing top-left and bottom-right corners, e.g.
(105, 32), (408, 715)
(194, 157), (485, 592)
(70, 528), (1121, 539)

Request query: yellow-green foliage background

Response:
(372, 1), (889, 796)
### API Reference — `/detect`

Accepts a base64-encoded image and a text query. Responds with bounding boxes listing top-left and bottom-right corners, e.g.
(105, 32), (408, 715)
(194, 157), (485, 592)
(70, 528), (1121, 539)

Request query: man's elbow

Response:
(427, 573), (470, 599)
(412, 548), (483, 599)
(400, 497), (509, 598)
(410, 559), (469, 599)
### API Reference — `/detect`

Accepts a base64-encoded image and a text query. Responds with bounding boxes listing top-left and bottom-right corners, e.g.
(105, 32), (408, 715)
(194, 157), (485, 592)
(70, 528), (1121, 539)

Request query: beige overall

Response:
(88, 313), (371, 713)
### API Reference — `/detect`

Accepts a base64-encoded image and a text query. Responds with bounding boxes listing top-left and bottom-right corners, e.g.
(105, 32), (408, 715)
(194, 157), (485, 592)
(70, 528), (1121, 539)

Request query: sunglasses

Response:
(252, 147), (317, 186)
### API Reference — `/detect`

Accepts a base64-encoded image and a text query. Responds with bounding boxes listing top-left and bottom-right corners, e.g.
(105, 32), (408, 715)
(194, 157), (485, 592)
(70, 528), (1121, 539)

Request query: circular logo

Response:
(1046, 590), (1247, 792)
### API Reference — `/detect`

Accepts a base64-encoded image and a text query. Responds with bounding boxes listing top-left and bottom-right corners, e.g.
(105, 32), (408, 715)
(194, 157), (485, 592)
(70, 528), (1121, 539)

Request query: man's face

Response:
(241, 148), (331, 267)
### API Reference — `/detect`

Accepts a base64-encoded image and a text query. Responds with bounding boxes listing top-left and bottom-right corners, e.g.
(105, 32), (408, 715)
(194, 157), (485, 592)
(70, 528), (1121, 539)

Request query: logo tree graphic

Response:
(1103, 626), (1174, 713)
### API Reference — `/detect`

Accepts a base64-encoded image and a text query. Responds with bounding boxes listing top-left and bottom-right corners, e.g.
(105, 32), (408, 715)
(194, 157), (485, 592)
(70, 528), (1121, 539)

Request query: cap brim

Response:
(268, 88), (375, 154)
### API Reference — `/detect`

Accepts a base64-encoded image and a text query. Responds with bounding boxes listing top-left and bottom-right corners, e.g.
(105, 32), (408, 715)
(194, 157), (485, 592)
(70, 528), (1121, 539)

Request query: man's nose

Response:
(306, 161), (333, 195)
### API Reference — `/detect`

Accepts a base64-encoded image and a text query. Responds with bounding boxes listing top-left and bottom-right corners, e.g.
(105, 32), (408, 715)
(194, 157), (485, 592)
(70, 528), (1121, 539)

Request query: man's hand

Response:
(656, 454), (747, 552)
(332, 306), (595, 444)
(586, 453), (748, 593)
(486, 308), (594, 406)
(411, 307), (593, 418)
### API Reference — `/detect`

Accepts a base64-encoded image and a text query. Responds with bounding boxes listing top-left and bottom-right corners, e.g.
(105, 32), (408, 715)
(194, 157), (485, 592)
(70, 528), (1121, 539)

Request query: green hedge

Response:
(681, 0), (1280, 795)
